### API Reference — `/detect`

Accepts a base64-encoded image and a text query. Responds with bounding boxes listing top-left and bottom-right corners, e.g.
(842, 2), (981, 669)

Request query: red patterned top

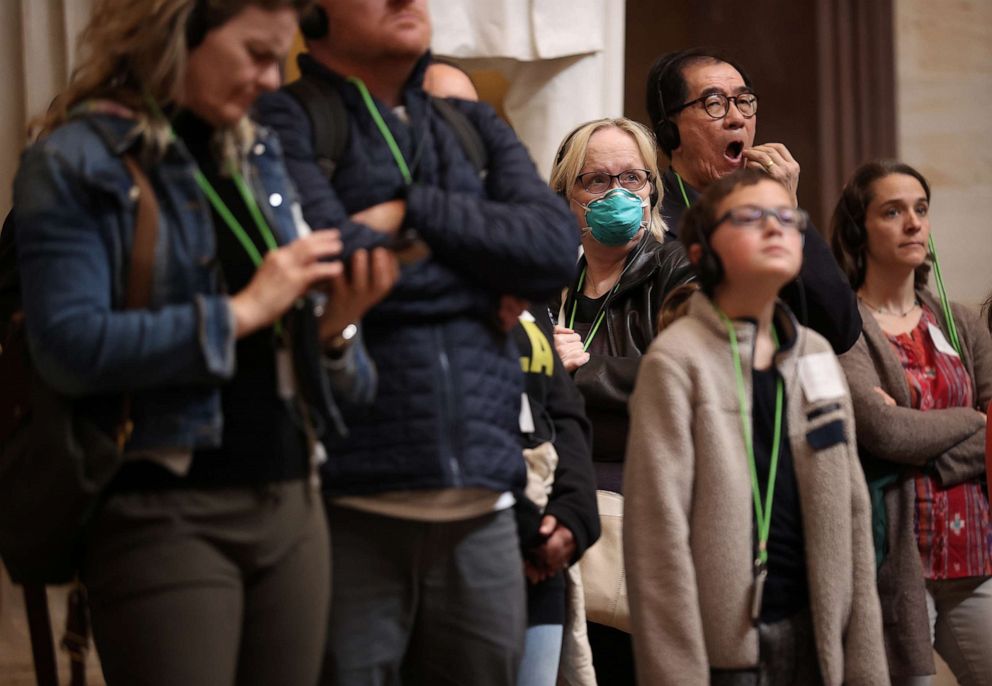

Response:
(887, 307), (992, 580)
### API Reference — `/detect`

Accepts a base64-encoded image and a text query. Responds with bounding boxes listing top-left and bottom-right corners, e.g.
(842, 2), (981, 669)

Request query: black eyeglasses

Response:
(575, 169), (652, 194)
(671, 91), (758, 120)
(715, 205), (808, 231)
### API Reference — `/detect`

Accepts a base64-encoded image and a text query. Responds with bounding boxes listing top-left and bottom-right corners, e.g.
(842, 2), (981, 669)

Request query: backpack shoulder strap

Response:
(284, 75), (349, 180)
(431, 97), (488, 176)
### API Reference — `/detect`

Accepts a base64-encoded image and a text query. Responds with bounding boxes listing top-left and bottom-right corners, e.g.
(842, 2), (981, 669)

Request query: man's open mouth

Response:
(725, 141), (744, 162)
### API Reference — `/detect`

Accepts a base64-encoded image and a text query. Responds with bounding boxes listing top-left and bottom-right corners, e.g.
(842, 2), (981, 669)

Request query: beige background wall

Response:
(895, 0), (992, 308)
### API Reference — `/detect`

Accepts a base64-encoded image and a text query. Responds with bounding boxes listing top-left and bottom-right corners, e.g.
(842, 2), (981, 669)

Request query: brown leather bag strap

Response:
(121, 155), (159, 310)
(23, 583), (58, 686)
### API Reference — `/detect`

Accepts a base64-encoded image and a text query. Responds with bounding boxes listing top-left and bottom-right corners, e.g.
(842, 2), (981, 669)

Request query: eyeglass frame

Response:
(574, 169), (653, 194)
(713, 205), (809, 232)
(670, 91), (759, 120)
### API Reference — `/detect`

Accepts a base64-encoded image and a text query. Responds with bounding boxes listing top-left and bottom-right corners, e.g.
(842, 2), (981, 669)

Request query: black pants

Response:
(587, 621), (636, 685)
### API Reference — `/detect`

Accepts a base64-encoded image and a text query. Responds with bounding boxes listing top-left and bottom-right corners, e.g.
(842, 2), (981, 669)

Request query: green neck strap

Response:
(927, 234), (962, 356)
(349, 76), (413, 185)
(192, 164), (278, 267)
(674, 170), (692, 208)
(568, 268), (608, 352)
(718, 309), (783, 567)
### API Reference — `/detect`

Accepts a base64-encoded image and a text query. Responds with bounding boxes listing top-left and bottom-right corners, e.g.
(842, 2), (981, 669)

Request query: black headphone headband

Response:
(299, 4), (330, 40)
(185, 0), (210, 49)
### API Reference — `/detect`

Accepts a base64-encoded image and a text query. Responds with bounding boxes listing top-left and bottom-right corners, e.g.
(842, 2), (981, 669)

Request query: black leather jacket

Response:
(551, 233), (694, 492)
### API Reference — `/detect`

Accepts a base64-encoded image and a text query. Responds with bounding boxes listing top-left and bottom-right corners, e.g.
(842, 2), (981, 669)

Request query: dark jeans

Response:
(710, 609), (823, 686)
(322, 504), (526, 686)
(588, 621), (636, 685)
(83, 480), (330, 686)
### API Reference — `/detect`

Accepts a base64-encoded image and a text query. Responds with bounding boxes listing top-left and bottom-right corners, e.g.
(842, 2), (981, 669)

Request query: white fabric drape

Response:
(431, 0), (626, 179)
(0, 0), (92, 216)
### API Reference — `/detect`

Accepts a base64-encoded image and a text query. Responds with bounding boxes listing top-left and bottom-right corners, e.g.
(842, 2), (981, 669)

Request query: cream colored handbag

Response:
(577, 490), (629, 632)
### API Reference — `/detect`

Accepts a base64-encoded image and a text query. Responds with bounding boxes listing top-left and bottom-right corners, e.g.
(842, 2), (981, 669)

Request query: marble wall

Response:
(895, 0), (992, 308)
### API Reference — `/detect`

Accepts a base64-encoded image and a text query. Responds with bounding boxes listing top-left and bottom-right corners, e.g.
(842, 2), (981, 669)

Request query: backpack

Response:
(0, 154), (158, 584)
(283, 73), (489, 180)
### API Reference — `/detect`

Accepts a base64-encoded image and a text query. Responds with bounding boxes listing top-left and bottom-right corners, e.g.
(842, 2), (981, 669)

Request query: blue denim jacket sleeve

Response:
(321, 325), (376, 406)
(13, 137), (237, 397)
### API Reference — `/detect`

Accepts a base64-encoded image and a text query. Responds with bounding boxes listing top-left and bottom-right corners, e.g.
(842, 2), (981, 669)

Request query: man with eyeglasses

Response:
(645, 47), (861, 353)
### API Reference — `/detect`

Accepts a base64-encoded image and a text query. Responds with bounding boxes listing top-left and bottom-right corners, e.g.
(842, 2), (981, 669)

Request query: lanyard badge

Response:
(719, 310), (783, 624)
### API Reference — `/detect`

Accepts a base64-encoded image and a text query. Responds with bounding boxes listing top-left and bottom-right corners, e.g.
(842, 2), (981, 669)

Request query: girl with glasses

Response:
(624, 168), (888, 685)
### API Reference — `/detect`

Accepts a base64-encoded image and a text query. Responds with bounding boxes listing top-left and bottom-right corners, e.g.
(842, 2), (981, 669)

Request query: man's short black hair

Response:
(645, 48), (753, 156)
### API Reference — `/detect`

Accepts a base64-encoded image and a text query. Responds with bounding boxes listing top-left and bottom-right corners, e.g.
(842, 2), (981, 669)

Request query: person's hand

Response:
(524, 515), (577, 584)
(553, 325), (589, 372)
(318, 247), (399, 344)
(743, 143), (801, 206)
(872, 386), (897, 406)
(230, 230), (343, 338)
(498, 296), (529, 332)
(350, 200), (407, 236)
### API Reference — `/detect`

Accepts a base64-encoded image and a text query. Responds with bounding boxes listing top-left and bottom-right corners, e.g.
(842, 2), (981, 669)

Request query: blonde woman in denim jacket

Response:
(11, 1), (397, 684)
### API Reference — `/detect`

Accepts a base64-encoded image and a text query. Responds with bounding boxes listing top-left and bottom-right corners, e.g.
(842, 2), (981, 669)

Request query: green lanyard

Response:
(349, 76), (413, 185)
(567, 268), (608, 352)
(192, 164), (279, 266)
(927, 234), (963, 356)
(719, 310), (784, 570)
(192, 162), (283, 336)
(674, 170), (692, 208)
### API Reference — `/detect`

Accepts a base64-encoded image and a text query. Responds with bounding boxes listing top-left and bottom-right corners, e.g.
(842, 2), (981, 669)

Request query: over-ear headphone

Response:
(694, 223), (723, 290)
(185, 0), (210, 49)
(651, 52), (685, 155)
(299, 4), (329, 40)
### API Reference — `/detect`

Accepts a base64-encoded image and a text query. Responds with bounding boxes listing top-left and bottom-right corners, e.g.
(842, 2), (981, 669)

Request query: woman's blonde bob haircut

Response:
(34, 0), (309, 156)
(549, 117), (668, 241)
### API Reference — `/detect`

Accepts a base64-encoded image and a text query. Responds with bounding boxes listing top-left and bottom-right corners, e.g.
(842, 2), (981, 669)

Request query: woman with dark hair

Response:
(11, 1), (396, 683)
(831, 160), (992, 685)
(625, 168), (886, 685)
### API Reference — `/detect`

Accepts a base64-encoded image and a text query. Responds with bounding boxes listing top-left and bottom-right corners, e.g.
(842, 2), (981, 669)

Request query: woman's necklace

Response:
(859, 295), (920, 317)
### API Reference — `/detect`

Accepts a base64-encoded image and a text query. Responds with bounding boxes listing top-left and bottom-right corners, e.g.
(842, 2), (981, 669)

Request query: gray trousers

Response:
(322, 504), (526, 686)
(82, 480), (330, 686)
(710, 609), (824, 686)
(895, 576), (992, 686)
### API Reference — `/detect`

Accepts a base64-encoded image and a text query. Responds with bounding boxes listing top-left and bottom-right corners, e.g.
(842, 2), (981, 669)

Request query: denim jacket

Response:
(13, 110), (372, 452)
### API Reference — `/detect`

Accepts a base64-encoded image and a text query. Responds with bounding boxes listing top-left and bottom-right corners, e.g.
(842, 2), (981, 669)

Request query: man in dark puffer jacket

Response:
(255, 1), (579, 684)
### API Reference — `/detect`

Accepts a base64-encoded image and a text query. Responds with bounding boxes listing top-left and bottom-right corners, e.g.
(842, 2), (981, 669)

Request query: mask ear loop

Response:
(927, 233), (962, 356)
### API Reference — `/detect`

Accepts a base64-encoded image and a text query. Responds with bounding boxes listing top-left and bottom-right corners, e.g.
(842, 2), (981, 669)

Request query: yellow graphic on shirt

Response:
(519, 319), (554, 377)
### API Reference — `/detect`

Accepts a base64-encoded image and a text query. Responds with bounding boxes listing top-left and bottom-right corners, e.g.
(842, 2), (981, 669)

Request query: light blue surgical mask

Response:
(575, 188), (648, 246)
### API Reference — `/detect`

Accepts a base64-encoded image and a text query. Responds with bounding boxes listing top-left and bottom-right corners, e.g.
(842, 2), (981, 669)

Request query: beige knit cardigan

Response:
(624, 293), (888, 686)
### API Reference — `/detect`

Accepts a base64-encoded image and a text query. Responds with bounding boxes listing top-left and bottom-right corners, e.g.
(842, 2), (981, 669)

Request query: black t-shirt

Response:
(571, 291), (610, 357)
(751, 367), (809, 622)
(112, 112), (308, 490)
